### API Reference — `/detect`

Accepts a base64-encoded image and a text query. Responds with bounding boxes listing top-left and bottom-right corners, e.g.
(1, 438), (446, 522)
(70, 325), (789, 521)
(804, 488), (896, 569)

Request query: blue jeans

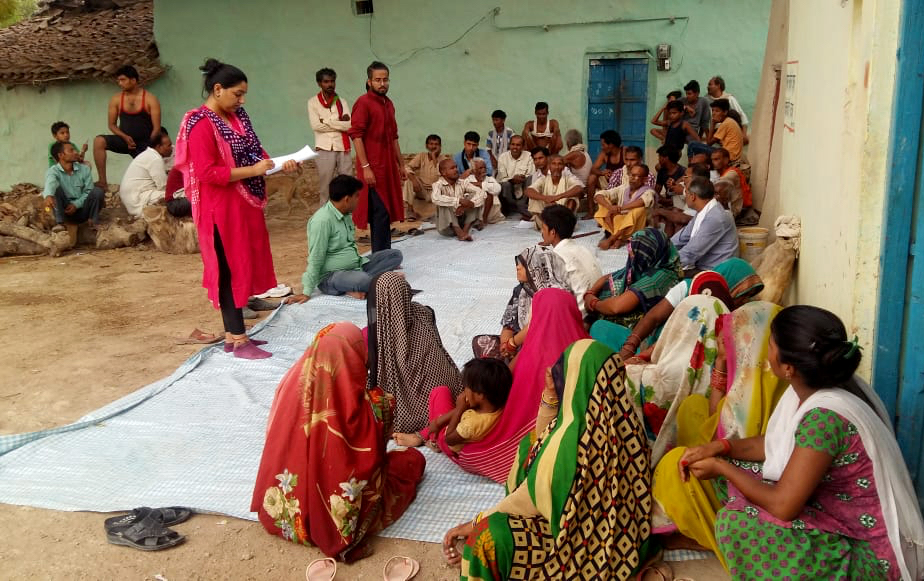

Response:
(317, 249), (403, 295)
(54, 186), (105, 225)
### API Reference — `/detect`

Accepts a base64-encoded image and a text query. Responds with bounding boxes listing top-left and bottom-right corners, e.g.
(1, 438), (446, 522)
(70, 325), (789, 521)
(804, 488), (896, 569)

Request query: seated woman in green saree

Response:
(441, 340), (654, 580)
(583, 227), (683, 331)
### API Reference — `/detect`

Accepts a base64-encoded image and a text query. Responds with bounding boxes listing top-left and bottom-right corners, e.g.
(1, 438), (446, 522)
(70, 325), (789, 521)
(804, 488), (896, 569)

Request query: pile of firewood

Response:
(0, 183), (146, 256)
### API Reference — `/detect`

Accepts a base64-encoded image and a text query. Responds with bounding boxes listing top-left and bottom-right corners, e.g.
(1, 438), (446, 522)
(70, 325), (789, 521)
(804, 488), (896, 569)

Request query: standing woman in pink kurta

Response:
(175, 59), (297, 359)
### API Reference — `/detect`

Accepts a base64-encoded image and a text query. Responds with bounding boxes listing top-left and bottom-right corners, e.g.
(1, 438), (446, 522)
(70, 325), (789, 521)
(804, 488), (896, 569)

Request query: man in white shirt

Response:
(463, 158), (503, 224)
(526, 155), (583, 215)
(431, 159), (486, 241)
(707, 76), (749, 134)
(495, 135), (534, 220)
(539, 204), (601, 315)
(308, 68), (352, 207)
(119, 128), (172, 218)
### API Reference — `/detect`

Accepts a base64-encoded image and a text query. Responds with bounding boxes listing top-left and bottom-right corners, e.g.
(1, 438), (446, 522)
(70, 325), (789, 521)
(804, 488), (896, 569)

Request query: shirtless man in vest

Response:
(93, 65), (162, 189)
(521, 101), (562, 154)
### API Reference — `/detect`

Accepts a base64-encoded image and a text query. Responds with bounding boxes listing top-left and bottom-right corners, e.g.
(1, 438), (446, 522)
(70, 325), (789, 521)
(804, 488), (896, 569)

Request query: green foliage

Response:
(0, 0), (36, 28)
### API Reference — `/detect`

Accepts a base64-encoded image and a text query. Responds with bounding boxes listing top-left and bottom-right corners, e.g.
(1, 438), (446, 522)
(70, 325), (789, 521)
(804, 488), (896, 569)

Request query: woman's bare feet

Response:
(598, 235), (615, 250)
(393, 432), (424, 447)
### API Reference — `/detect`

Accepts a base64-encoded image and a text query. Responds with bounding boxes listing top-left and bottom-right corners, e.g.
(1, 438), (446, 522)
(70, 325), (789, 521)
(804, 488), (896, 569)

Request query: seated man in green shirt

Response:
(43, 141), (105, 228)
(294, 174), (403, 301)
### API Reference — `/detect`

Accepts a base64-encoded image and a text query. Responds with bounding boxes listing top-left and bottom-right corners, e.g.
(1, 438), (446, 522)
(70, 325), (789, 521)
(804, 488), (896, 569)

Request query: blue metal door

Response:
(873, 0), (924, 505)
(587, 58), (649, 159)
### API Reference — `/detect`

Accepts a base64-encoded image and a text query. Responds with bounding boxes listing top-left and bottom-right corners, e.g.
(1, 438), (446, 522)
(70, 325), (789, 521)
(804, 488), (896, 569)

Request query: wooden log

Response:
(0, 235), (46, 256)
(141, 205), (199, 254)
(0, 221), (70, 255)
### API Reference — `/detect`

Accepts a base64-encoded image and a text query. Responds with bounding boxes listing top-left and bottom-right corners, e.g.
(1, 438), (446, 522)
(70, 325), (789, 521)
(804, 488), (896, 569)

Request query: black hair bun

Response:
(200, 58), (222, 76)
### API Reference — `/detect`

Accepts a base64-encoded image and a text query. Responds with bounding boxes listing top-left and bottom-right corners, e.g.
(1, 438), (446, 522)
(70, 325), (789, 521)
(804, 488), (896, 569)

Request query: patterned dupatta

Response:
(250, 323), (424, 561)
(174, 105), (267, 215)
(366, 272), (463, 433)
(608, 227), (683, 307)
(503, 340), (651, 579)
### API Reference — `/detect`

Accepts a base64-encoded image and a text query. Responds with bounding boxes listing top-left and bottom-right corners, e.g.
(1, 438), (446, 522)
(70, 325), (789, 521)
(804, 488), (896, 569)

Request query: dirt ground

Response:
(0, 193), (726, 579)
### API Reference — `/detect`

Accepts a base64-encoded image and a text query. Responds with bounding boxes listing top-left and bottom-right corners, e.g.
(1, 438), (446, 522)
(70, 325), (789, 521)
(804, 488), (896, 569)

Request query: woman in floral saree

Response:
(250, 322), (425, 561)
(443, 340), (654, 580)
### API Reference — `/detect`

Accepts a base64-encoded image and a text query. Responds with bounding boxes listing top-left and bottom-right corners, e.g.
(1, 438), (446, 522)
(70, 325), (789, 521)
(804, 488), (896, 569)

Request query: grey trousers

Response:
(314, 150), (353, 206)
(317, 249), (403, 295)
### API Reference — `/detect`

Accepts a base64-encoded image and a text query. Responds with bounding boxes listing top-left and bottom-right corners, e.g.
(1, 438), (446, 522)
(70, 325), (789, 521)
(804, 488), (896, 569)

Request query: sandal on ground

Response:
(106, 511), (186, 551)
(305, 557), (337, 581)
(173, 328), (222, 345)
(104, 506), (192, 532)
(406, 228), (424, 236)
(383, 556), (419, 581)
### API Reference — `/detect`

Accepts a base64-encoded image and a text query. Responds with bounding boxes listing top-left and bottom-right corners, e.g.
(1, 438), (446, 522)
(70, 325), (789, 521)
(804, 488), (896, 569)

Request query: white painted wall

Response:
(752, 0), (901, 378)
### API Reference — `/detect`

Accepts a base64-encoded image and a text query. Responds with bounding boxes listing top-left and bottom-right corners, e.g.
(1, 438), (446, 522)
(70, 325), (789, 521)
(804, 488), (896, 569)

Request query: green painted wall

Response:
(0, 0), (770, 188)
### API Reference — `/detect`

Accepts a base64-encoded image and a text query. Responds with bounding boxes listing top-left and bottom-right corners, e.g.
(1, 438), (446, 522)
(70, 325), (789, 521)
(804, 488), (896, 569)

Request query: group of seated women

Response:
(248, 232), (924, 580)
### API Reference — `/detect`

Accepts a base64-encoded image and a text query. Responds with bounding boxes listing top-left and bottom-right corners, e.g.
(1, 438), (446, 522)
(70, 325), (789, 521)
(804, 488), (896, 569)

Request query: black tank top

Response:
(665, 123), (687, 152)
(119, 89), (154, 144)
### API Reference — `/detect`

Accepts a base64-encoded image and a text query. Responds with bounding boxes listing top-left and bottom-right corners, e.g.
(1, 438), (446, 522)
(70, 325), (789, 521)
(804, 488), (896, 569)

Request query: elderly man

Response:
(119, 128), (173, 218)
(432, 159), (486, 241)
(402, 134), (447, 220)
(526, 155), (583, 216)
(463, 158), (503, 224)
(562, 129), (593, 188)
(495, 134), (534, 219)
(671, 176), (739, 276)
(453, 131), (494, 178)
(594, 164), (656, 250)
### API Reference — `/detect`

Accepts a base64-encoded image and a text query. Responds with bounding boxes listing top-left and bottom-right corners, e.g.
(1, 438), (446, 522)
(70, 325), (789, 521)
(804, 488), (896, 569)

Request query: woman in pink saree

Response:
(446, 288), (589, 482)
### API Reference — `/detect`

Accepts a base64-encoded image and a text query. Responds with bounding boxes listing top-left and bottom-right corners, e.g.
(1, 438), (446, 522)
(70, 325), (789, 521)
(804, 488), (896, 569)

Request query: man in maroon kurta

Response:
(348, 61), (405, 251)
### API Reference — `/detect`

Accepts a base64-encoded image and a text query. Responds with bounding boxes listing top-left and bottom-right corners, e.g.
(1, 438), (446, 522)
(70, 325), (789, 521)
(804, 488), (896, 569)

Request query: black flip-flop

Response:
(406, 228), (425, 236)
(104, 506), (192, 532)
(106, 511), (186, 551)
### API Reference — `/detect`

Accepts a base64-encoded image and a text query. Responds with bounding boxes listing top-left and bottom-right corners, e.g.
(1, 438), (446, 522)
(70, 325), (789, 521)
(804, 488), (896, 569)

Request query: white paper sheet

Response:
(265, 144), (317, 175)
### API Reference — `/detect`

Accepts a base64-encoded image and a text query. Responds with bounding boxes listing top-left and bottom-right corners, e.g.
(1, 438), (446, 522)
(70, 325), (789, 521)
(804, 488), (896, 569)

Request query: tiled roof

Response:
(0, 0), (164, 86)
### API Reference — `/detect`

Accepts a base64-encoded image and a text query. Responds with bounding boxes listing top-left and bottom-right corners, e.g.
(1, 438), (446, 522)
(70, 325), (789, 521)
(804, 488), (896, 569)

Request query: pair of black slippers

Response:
(104, 506), (192, 551)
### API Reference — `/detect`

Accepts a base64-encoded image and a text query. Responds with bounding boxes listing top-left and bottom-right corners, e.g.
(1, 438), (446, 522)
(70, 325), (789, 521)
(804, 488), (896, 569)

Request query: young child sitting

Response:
(393, 358), (512, 452)
(49, 121), (87, 167)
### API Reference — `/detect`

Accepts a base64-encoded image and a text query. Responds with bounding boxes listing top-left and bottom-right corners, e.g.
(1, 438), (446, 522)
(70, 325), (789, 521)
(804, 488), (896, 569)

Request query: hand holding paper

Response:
(265, 145), (318, 175)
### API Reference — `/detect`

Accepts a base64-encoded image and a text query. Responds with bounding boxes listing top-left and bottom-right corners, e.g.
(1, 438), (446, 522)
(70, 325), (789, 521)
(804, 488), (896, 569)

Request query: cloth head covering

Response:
(453, 288), (589, 482)
(367, 272), (462, 433)
(764, 382), (924, 580)
(250, 322), (425, 560)
(713, 257), (763, 305)
(501, 245), (571, 331)
(500, 340), (652, 578)
(174, 106), (267, 217)
(608, 227), (683, 310)
(689, 270), (734, 310)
